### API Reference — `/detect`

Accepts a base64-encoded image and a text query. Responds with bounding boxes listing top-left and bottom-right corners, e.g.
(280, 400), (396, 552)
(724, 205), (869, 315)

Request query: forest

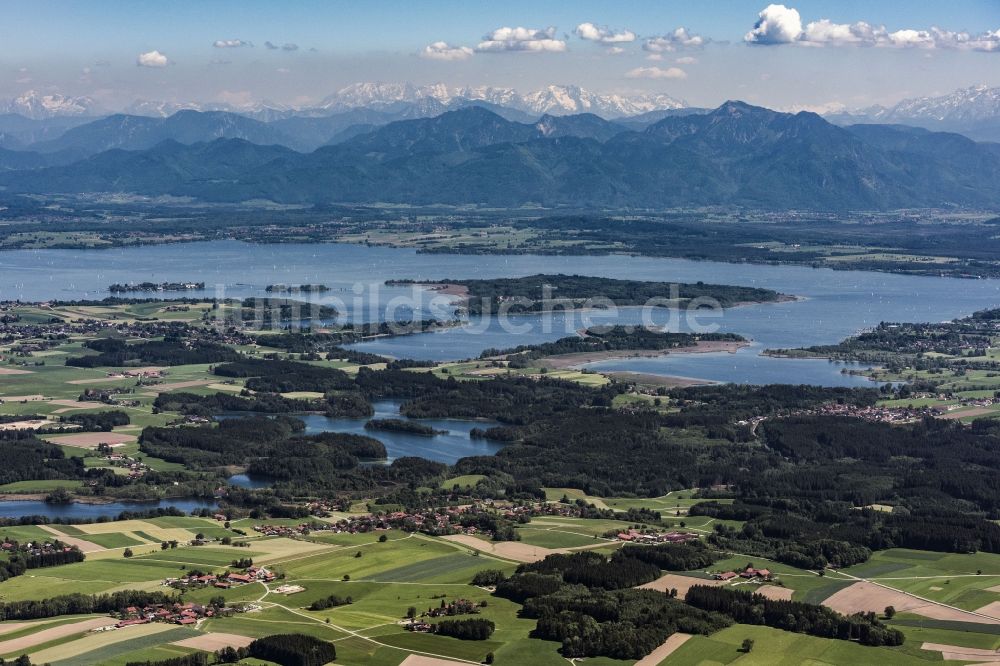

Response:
(245, 634), (336, 666)
(392, 274), (781, 315)
(65, 337), (241, 368)
(684, 586), (904, 646)
(494, 552), (731, 659)
(480, 326), (744, 364)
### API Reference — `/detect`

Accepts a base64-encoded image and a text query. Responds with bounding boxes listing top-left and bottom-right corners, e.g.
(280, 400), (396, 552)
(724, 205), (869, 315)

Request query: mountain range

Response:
(828, 85), (1000, 142)
(0, 83), (686, 121)
(3, 101), (998, 211)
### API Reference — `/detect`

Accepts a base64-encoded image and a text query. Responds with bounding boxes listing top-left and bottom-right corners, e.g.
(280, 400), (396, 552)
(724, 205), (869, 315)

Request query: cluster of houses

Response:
(102, 452), (150, 478)
(104, 369), (163, 379)
(164, 565), (275, 591)
(78, 386), (140, 407)
(809, 402), (943, 424)
(714, 566), (773, 582)
(613, 529), (699, 544)
(113, 601), (229, 628)
(422, 598), (483, 618)
(402, 598), (485, 632)
(0, 538), (79, 557)
(250, 499), (635, 543)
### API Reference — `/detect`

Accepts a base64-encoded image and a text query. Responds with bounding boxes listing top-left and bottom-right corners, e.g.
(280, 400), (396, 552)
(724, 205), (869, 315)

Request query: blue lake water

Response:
(4, 240), (1000, 386)
(0, 497), (218, 521)
(223, 399), (504, 488)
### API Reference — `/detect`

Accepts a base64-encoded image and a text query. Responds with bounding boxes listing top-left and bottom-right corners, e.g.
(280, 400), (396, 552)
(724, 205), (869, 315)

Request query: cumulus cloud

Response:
(575, 22), (636, 44)
(213, 39), (252, 48)
(136, 50), (169, 67)
(420, 41), (474, 60)
(606, 46), (626, 55)
(625, 66), (687, 80)
(643, 27), (707, 52)
(675, 56), (698, 64)
(476, 26), (567, 53)
(745, 4), (802, 44)
(265, 41), (299, 51)
(746, 5), (1000, 51)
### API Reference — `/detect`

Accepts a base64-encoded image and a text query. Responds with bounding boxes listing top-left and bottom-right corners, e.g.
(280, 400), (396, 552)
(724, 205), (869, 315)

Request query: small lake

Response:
(0, 497), (218, 521)
(224, 399), (504, 487)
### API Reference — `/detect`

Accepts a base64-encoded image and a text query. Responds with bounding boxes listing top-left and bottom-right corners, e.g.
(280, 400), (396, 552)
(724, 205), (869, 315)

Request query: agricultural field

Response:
(0, 506), (997, 663)
(543, 487), (732, 517)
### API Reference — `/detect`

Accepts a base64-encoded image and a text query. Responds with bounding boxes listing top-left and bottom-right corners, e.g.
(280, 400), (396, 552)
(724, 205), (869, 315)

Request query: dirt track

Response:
(975, 601), (1000, 617)
(638, 574), (725, 599)
(634, 633), (692, 665)
(921, 642), (1000, 662)
(399, 655), (472, 666)
(755, 584), (795, 600)
(823, 581), (1000, 624)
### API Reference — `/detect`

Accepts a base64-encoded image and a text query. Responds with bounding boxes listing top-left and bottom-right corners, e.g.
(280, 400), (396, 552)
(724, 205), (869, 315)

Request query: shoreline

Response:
(604, 371), (717, 387)
(0, 493), (211, 505)
(540, 340), (749, 371)
(5, 237), (996, 281)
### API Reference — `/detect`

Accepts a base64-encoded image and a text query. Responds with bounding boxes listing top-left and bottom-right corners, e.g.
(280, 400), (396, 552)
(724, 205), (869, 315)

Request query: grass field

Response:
(1, 512), (999, 666)
(834, 549), (1000, 612)
(668, 623), (946, 665)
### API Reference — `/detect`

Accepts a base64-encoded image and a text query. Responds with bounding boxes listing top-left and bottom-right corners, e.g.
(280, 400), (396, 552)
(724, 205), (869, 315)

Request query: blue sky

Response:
(3, 1), (999, 110)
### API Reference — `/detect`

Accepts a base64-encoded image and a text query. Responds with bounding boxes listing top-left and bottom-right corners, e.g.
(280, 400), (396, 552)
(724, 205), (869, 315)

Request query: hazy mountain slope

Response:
(4, 103), (998, 210)
(29, 111), (295, 155)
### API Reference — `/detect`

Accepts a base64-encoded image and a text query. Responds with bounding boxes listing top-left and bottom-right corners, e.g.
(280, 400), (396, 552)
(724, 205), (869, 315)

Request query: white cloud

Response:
(136, 50), (169, 67)
(575, 22), (636, 44)
(643, 27), (707, 52)
(213, 39), (252, 48)
(265, 41), (299, 51)
(606, 46), (626, 55)
(645, 53), (663, 61)
(675, 56), (698, 64)
(476, 26), (567, 53)
(625, 66), (687, 80)
(747, 5), (1000, 51)
(420, 41), (474, 60)
(745, 4), (803, 44)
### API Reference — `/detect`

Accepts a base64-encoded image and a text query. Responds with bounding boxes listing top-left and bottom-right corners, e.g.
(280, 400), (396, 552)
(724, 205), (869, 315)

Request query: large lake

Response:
(4, 240), (1000, 385)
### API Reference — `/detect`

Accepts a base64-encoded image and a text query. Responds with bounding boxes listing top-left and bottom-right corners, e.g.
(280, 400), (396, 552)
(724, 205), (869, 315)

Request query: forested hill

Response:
(3, 102), (1000, 210)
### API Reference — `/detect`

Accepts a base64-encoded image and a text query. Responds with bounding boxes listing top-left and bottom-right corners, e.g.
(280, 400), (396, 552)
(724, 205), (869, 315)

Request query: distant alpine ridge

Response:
(0, 91), (103, 119)
(3, 101), (999, 211)
(829, 85), (1000, 142)
(315, 82), (686, 118)
(0, 83), (685, 120)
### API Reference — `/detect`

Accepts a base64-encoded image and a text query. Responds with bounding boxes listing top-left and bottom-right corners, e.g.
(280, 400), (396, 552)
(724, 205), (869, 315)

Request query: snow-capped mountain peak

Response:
(318, 82), (686, 118)
(876, 85), (1000, 123)
(0, 90), (101, 119)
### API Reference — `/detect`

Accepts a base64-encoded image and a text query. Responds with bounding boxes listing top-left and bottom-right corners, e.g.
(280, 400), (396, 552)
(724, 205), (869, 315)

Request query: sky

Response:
(3, 0), (1000, 112)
